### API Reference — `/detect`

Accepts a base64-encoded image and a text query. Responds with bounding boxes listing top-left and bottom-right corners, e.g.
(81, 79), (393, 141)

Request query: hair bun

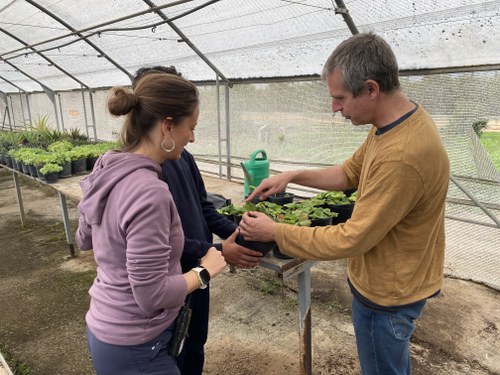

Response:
(108, 87), (138, 116)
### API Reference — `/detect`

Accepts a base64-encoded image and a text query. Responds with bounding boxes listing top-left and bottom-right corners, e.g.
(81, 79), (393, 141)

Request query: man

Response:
(132, 66), (262, 375)
(239, 33), (450, 375)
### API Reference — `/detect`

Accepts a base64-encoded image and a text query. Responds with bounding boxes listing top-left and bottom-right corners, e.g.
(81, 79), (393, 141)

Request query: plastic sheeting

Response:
(0, 0), (499, 93)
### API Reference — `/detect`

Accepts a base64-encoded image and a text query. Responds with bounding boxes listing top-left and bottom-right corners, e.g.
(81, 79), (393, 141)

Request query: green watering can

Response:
(242, 149), (270, 197)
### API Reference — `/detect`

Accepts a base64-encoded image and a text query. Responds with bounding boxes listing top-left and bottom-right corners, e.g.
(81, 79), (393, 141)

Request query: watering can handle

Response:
(249, 149), (267, 162)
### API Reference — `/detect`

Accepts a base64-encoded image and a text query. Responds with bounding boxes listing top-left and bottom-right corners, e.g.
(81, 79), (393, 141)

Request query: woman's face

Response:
(166, 105), (199, 160)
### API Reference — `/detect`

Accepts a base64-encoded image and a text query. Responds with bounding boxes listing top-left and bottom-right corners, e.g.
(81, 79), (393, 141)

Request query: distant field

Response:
(481, 132), (500, 171)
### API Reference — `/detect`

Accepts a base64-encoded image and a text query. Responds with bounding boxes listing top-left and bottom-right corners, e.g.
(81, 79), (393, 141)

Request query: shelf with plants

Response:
(0, 127), (118, 180)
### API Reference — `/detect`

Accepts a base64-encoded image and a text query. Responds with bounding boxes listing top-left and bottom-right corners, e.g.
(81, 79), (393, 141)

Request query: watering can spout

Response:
(240, 162), (253, 187)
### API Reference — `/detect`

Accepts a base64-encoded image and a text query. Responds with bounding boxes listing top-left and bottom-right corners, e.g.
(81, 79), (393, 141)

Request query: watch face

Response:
(199, 268), (210, 285)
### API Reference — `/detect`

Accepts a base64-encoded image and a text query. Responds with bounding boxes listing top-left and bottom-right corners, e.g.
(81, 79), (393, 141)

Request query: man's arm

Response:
(247, 165), (350, 201)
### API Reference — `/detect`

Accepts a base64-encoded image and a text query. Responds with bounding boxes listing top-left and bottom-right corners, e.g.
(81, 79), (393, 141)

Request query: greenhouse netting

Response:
(1, 0), (499, 290)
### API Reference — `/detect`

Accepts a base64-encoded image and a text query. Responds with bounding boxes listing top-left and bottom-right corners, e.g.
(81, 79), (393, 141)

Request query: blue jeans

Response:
(87, 324), (179, 375)
(351, 296), (427, 375)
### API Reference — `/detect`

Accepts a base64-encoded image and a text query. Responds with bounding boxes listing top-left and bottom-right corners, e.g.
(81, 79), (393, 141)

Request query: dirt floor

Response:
(0, 167), (499, 375)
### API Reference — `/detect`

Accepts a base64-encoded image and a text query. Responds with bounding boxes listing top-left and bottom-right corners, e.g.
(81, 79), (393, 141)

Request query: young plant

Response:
(39, 163), (63, 175)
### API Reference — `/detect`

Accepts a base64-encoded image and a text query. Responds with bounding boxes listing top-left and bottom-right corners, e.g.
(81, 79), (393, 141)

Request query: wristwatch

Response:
(192, 267), (211, 289)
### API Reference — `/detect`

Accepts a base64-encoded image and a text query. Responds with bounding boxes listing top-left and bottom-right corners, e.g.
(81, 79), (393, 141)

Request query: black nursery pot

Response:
(87, 156), (98, 171)
(41, 171), (59, 184)
(59, 162), (72, 178)
(235, 234), (275, 255)
(310, 216), (333, 227)
(324, 203), (354, 225)
(71, 158), (87, 175)
(267, 192), (294, 206)
(272, 245), (293, 260)
(28, 164), (38, 177)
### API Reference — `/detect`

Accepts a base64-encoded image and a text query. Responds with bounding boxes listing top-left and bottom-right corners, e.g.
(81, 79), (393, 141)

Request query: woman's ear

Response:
(162, 117), (174, 136)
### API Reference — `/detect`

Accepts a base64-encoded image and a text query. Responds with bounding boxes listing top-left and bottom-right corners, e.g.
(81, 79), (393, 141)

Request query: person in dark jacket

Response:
(133, 66), (262, 375)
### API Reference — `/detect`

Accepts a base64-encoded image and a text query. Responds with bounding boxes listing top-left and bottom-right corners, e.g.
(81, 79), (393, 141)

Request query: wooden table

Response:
(2, 166), (316, 375)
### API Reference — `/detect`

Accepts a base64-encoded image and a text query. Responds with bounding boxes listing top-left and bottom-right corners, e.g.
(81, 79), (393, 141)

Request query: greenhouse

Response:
(1, 1), (499, 374)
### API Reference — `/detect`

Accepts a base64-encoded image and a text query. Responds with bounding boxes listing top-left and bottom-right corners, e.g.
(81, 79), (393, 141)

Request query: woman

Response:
(76, 72), (226, 375)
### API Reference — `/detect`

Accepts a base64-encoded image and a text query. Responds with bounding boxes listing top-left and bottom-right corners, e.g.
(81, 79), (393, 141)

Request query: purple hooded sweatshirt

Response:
(76, 151), (187, 346)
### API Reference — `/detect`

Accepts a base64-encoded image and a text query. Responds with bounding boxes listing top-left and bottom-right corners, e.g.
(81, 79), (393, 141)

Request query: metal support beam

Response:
(58, 192), (76, 258)
(12, 172), (26, 226)
(0, 28), (91, 89)
(22, 0), (134, 81)
(224, 82), (231, 180)
(334, 0), (359, 35)
(449, 175), (500, 228)
(216, 75), (222, 178)
(142, 0), (231, 86)
(298, 267), (312, 375)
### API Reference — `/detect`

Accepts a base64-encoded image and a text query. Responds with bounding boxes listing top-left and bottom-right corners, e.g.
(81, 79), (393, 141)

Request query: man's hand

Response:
(239, 211), (277, 242)
(221, 228), (262, 269)
(246, 172), (293, 202)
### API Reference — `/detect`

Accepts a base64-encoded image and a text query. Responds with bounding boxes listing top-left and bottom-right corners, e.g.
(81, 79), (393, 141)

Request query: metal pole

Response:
(81, 87), (89, 139)
(224, 82), (231, 180)
(12, 172), (26, 226)
(298, 267), (312, 375)
(450, 175), (500, 228)
(58, 192), (76, 258)
(216, 75), (222, 178)
(57, 93), (65, 131)
(89, 91), (97, 141)
(334, 0), (359, 35)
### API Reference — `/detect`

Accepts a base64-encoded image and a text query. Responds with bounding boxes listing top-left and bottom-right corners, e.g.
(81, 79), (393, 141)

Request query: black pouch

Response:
(167, 299), (192, 357)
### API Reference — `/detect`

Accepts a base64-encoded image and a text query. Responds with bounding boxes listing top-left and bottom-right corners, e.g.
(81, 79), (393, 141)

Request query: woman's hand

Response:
(200, 246), (227, 278)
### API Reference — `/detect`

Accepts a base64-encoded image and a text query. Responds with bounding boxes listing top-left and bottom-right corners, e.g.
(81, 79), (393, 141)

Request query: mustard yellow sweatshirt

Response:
(275, 106), (450, 306)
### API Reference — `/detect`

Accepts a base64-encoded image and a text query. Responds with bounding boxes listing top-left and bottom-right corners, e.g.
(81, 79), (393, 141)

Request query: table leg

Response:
(58, 192), (76, 258)
(12, 172), (26, 227)
(298, 267), (312, 375)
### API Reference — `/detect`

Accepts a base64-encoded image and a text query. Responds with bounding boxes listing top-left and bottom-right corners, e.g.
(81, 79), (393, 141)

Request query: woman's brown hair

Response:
(107, 72), (199, 152)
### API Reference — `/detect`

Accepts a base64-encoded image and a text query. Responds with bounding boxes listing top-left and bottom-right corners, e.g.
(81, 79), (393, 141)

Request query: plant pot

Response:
(40, 171), (59, 184)
(233, 214), (242, 225)
(59, 161), (72, 178)
(0, 154), (5, 165)
(28, 164), (38, 177)
(71, 158), (87, 175)
(268, 192), (294, 206)
(86, 156), (98, 171)
(323, 203), (354, 224)
(344, 188), (357, 197)
(235, 234), (275, 255)
(272, 245), (293, 260)
(35, 164), (44, 178)
(20, 161), (30, 174)
(310, 216), (333, 227)
(4, 156), (13, 168)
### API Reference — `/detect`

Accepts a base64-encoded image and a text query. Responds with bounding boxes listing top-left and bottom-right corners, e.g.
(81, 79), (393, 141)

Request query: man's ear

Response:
(365, 80), (379, 98)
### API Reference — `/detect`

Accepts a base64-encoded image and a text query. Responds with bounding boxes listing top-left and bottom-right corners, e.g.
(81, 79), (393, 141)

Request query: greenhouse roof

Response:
(0, 0), (499, 93)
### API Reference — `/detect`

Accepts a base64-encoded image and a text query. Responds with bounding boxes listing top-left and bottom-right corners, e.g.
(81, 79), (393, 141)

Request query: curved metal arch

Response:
(24, 0), (133, 81)
(0, 28), (90, 89)
(142, 0), (231, 86)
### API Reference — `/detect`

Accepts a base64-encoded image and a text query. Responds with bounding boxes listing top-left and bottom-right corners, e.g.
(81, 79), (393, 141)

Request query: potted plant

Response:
(217, 203), (247, 224)
(21, 148), (46, 177)
(218, 201), (281, 255)
(310, 190), (356, 224)
(267, 191), (294, 206)
(67, 146), (88, 175)
(39, 163), (63, 183)
(35, 153), (59, 177)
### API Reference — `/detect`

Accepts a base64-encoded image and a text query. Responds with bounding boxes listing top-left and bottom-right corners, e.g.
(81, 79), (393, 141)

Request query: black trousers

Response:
(176, 286), (210, 375)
